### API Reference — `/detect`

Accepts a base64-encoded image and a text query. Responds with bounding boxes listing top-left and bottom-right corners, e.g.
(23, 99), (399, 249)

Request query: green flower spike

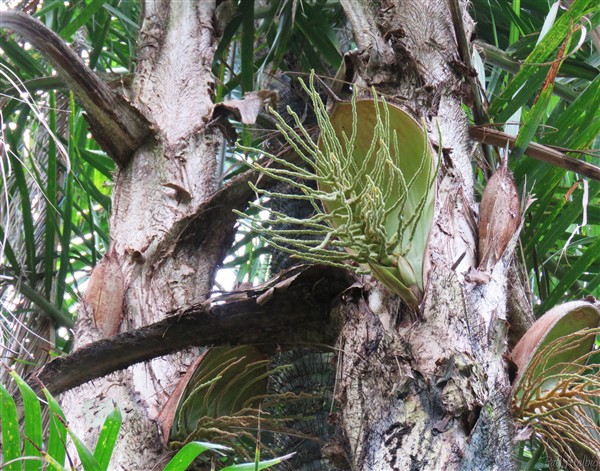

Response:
(236, 72), (438, 308)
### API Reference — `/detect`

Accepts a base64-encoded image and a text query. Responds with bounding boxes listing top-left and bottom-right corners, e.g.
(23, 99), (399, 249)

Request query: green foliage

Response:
(236, 74), (437, 307)
(0, 369), (112, 470)
(1, 0), (131, 380)
(471, 2), (600, 468)
(0, 370), (289, 470)
(213, 0), (344, 98)
(0, 380), (21, 471)
(473, 0), (600, 313)
(0, 0), (599, 469)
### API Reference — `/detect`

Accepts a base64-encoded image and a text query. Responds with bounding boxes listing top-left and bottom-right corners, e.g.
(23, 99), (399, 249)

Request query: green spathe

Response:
(319, 97), (436, 304)
(511, 300), (600, 398)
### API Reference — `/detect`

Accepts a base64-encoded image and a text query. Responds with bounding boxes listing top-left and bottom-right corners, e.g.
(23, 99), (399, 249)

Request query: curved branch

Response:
(0, 10), (152, 166)
(469, 126), (600, 182)
(35, 265), (354, 395)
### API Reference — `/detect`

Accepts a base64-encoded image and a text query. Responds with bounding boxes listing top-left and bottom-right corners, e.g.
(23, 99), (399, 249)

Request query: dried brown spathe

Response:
(478, 164), (521, 271)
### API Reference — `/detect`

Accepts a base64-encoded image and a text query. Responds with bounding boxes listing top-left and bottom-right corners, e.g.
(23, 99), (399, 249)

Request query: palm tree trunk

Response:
(333, 1), (515, 468)
(62, 1), (224, 467)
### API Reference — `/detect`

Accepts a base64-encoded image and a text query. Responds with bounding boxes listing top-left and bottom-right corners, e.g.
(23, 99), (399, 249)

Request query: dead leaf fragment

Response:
(207, 90), (278, 143)
(83, 250), (125, 337)
(157, 352), (207, 444)
(212, 90), (278, 125)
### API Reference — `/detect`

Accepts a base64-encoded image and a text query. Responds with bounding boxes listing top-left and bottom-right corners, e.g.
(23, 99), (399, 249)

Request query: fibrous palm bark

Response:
(60, 1), (232, 467)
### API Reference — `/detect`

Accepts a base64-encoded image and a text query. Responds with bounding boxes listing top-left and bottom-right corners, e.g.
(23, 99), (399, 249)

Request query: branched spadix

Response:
(235, 73), (438, 308)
